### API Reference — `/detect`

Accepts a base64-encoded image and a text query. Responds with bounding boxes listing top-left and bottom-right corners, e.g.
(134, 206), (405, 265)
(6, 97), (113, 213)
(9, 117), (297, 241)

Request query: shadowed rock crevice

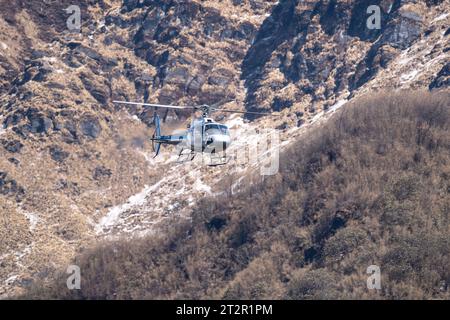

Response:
(240, 0), (428, 114)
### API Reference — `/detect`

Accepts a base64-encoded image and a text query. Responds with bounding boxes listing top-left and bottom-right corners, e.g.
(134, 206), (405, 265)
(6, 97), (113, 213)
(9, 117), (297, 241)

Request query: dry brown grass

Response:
(22, 90), (450, 299)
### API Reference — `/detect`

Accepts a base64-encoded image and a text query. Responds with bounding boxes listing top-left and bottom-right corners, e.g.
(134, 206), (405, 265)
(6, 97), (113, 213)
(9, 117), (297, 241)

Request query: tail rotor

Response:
(151, 114), (161, 158)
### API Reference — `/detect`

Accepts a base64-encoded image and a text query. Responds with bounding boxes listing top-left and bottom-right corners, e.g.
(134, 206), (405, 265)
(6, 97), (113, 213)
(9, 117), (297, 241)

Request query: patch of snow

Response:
(400, 69), (420, 83)
(139, 150), (153, 163)
(13, 243), (33, 264)
(98, 20), (106, 29)
(423, 54), (447, 70)
(43, 57), (57, 63)
(95, 92), (354, 239)
(328, 99), (348, 113)
(187, 195), (194, 206)
(231, 176), (245, 194)
(21, 211), (40, 231)
(0, 116), (5, 136)
(387, 3), (393, 14)
(225, 114), (244, 128)
(192, 177), (212, 195)
(309, 110), (325, 124)
(139, 149), (178, 165)
(432, 13), (449, 23)
(86, 216), (95, 227)
(175, 184), (187, 196)
(4, 275), (18, 286)
(398, 56), (413, 65)
(95, 178), (166, 234)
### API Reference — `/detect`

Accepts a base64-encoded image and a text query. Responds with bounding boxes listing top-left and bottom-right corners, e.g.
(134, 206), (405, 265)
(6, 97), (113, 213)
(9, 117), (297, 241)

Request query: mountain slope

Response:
(0, 0), (449, 297)
(24, 91), (450, 299)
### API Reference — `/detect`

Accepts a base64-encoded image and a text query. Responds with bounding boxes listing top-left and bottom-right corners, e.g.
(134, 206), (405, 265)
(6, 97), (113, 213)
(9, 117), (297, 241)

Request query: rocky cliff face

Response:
(0, 0), (448, 297)
(242, 0), (447, 114)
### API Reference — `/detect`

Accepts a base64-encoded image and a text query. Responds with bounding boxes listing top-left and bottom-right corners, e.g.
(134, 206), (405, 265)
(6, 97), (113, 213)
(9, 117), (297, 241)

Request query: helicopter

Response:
(113, 100), (270, 166)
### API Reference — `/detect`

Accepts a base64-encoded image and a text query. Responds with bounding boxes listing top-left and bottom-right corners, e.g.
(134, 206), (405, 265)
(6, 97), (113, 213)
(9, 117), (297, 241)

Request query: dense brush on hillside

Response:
(23, 91), (450, 299)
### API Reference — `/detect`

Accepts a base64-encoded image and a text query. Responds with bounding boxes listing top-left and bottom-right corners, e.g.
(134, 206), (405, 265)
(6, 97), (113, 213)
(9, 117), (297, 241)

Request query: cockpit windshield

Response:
(205, 124), (229, 136)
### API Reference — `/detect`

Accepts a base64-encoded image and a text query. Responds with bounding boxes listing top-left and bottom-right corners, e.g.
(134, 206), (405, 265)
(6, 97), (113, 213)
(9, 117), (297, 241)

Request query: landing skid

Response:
(177, 148), (196, 163)
(176, 148), (228, 166)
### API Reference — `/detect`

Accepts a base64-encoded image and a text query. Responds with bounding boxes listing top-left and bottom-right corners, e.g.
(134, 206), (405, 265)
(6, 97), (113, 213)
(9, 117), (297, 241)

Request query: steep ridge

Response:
(0, 0), (448, 297)
(242, 0), (448, 114)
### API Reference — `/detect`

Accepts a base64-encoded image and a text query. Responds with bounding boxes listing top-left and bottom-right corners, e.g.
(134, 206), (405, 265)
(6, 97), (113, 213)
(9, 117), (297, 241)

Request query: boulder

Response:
(272, 97), (293, 112)
(122, 0), (145, 13)
(207, 75), (230, 86)
(93, 166), (112, 180)
(49, 145), (69, 162)
(8, 158), (20, 165)
(0, 171), (25, 201)
(381, 14), (422, 49)
(63, 120), (79, 143)
(26, 112), (53, 134)
(67, 42), (81, 50)
(80, 76), (109, 104)
(429, 63), (450, 90)
(3, 112), (24, 128)
(80, 116), (102, 139)
(165, 67), (189, 85)
(1, 139), (23, 153)
(76, 46), (103, 62)
(176, 1), (200, 25)
(133, 8), (164, 44)
(233, 22), (256, 40)
(187, 74), (207, 93)
(32, 67), (51, 82)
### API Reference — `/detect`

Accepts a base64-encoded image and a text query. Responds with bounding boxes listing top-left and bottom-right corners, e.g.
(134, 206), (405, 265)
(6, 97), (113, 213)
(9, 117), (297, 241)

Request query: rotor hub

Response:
(199, 105), (210, 118)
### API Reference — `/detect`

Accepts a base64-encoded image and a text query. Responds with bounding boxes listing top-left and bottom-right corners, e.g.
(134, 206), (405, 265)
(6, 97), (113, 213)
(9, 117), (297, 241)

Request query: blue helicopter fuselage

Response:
(151, 117), (231, 155)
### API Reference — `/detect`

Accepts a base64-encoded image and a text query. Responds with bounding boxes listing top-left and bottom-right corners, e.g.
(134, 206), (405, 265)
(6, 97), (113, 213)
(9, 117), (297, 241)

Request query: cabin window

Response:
(219, 125), (229, 135)
(205, 124), (219, 132)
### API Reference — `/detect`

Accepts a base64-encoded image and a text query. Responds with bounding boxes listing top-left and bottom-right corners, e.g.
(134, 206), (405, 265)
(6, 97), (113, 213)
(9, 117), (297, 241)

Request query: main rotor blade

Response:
(113, 101), (196, 110)
(211, 107), (272, 115)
